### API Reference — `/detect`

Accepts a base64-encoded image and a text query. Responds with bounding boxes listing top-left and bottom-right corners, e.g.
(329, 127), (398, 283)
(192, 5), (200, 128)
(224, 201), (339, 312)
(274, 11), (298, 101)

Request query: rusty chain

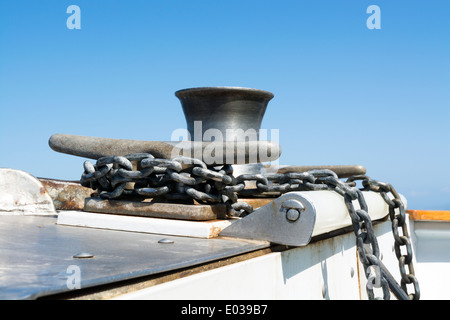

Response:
(80, 153), (419, 300)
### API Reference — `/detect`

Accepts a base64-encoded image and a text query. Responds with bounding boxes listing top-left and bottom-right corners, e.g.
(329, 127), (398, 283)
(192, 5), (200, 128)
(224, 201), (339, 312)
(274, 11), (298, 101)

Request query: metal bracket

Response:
(219, 192), (316, 246)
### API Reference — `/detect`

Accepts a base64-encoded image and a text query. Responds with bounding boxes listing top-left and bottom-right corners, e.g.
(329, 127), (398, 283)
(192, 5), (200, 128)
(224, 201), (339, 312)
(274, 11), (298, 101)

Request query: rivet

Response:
(73, 252), (94, 259)
(158, 238), (174, 244)
(350, 267), (355, 278)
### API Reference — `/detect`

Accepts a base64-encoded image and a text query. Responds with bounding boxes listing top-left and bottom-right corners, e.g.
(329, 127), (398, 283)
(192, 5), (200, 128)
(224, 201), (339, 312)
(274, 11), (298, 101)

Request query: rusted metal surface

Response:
(407, 210), (450, 221)
(83, 197), (227, 221)
(272, 164), (366, 178)
(39, 178), (92, 210)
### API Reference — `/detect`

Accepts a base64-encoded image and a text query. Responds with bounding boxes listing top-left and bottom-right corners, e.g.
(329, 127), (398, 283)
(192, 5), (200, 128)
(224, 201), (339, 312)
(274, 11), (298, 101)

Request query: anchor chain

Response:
(347, 176), (420, 300)
(80, 153), (419, 300)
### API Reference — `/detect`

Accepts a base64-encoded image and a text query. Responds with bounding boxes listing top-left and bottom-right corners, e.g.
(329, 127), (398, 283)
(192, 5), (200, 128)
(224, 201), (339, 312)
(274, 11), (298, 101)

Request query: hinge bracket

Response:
(220, 192), (316, 246)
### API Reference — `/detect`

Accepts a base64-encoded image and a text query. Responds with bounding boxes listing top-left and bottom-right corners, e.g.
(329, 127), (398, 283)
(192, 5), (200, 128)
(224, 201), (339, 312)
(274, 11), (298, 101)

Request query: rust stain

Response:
(84, 197), (226, 221)
(355, 246), (362, 300)
(209, 225), (222, 238)
(39, 178), (93, 210)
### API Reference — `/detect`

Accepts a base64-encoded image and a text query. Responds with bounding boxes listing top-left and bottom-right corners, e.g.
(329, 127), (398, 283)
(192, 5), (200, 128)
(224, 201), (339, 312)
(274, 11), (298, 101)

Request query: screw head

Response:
(73, 252), (94, 259)
(286, 208), (300, 222)
(158, 238), (174, 244)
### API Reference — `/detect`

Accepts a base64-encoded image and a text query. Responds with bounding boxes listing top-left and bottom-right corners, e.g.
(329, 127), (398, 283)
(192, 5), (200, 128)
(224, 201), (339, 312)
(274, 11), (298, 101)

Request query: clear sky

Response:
(0, 1), (449, 210)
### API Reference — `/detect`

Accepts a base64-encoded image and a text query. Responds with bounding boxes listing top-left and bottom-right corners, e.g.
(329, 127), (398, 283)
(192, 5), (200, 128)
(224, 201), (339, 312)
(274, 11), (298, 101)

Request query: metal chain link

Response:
(80, 153), (419, 300)
(347, 176), (420, 300)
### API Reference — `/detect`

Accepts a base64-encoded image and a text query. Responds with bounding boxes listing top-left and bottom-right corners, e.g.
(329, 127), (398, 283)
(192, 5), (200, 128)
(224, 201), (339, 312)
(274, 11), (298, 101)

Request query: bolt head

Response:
(286, 208), (300, 222)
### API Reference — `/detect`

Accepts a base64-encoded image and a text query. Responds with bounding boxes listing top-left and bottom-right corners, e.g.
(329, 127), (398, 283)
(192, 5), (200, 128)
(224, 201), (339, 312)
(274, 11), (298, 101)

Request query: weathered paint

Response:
(0, 168), (56, 215)
(57, 210), (233, 239)
(112, 214), (450, 300)
(407, 210), (450, 221)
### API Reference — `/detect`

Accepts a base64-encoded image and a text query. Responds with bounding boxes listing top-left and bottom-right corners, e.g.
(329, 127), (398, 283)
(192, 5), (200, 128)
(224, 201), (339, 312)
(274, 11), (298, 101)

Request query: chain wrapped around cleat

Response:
(80, 153), (419, 300)
(80, 153), (326, 217)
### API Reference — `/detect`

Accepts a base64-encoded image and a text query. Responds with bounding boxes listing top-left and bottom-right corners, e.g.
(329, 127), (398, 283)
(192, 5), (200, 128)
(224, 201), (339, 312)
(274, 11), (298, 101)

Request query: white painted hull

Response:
(114, 216), (449, 300)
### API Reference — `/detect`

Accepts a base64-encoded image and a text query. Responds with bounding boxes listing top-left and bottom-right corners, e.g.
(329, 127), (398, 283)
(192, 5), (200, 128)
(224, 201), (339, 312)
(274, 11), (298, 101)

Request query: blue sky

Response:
(0, 1), (449, 210)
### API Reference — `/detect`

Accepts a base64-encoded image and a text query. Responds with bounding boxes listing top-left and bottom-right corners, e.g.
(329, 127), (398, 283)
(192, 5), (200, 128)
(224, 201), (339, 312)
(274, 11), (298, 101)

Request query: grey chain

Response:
(80, 153), (419, 300)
